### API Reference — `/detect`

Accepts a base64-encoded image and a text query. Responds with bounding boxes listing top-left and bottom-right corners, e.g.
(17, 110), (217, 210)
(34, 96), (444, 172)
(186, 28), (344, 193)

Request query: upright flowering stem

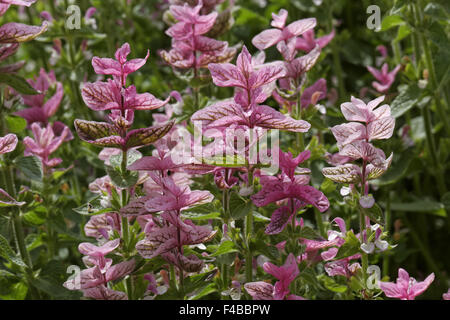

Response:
(382, 189), (391, 277)
(295, 82), (305, 151)
(245, 166), (254, 282)
(411, 3), (447, 197)
(0, 108), (38, 299)
(414, 1), (450, 135)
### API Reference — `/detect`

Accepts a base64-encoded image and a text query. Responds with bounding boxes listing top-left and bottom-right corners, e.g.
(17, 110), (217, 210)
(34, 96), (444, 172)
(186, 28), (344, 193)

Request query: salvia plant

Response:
(0, 0), (448, 302)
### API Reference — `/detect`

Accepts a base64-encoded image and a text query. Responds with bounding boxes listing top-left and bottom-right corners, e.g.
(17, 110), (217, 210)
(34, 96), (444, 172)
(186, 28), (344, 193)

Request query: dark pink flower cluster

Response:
(121, 152), (216, 273)
(251, 149), (329, 235)
(160, 1), (236, 70)
(0, 0), (47, 72)
(192, 46), (310, 133)
(63, 239), (135, 300)
(74, 43), (175, 151)
(244, 254), (305, 300)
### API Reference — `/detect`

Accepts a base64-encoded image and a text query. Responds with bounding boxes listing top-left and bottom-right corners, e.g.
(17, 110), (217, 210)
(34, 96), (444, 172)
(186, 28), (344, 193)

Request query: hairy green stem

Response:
(245, 167), (254, 282)
(382, 190), (391, 277)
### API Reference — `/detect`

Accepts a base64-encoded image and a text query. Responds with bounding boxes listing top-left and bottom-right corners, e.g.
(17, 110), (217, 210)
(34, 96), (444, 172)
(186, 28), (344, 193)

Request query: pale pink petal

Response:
(208, 63), (246, 88)
(244, 282), (274, 300)
(252, 28), (283, 50)
(367, 116), (395, 140)
(271, 9), (288, 29)
(0, 133), (18, 154)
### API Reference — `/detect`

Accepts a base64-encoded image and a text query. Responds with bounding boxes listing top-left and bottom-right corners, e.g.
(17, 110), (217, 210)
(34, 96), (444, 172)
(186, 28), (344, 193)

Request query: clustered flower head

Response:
(121, 153), (216, 273)
(23, 122), (73, 173)
(379, 268), (435, 300)
(160, 0), (236, 71)
(192, 46), (311, 134)
(322, 95), (395, 190)
(0, 0), (47, 73)
(63, 239), (136, 300)
(244, 254), (305, 300)
(251, 149), (329, 235)
(15, 69), (64, 125)
(252, 8), (333, 115)
(74, 43), (175, 151)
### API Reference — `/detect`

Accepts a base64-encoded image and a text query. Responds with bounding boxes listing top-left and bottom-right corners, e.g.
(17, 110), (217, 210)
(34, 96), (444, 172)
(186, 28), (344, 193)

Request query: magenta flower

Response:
(160, 1), (236, 70)
(300, 78), (327, 108)
(82, 79), (170, 112)
(295, 29), (335, 53)
(252, 174), (329, 212)
(263, 253), (299, 299)
(64, 257), (135, 298)
(323, 96), (395, 184)
(23, 122), (72, 172)
(443, 289), (450, 300)
(78, 239), (120, 273)
(135, 214), (216, 271)
(0, 133), (18, 154)
(92, 42), (149, 86)
(15, 69), (63, 125)
(84, 213), (121, 240)
(192, 46), (310, 133)
(324, 258), (361, 278)
(83, 286), (128, 300)
(0, 0), (36, 15)
(121, 173), (213, 215)
(252, 9), (316, 50)
(379, 268), (435, 300)
(367, 63), (401, 93)
(244, 254), (305, 300)
(0, 42), (24, 73)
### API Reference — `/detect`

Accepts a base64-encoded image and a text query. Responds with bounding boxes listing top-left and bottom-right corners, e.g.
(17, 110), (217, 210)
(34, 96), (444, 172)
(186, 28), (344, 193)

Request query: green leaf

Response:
(183, 269), (218, 294)
(441, 192), (450, 210)
(110, 149), (142, 168)
(210, 240), (237, 257)
(320, 178), (336, 194)
(5, 115), (27, 134)
(0, 282), (28, 300)
(335, 231), (360, 260)
(319, 274), (348, 293)
(394, 24), (411, 43)
(376, 149), (414, 186)
(189, 283), (217, 300)
(105, 165), (139, 188)
(51, 167), (71, 180)
(298, 226), (321, 240)
(200, 154), (248, 168)
(390, 85), (421, 118)
(23, 210), (46, 226)
(0, 73), (39, 95)
(359, 203), (385, 225)
(389, 201), (447, 217)
(229, 192), (253, 220)
(15, 156), (43, 181)
(73, 195), (113, 216)
(252, 211), (270, 222)
(380, 15), (405, 31)
(0, 234), (27, 267)
(30, 278), (81, 299)
(182, 211), (221, 220)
